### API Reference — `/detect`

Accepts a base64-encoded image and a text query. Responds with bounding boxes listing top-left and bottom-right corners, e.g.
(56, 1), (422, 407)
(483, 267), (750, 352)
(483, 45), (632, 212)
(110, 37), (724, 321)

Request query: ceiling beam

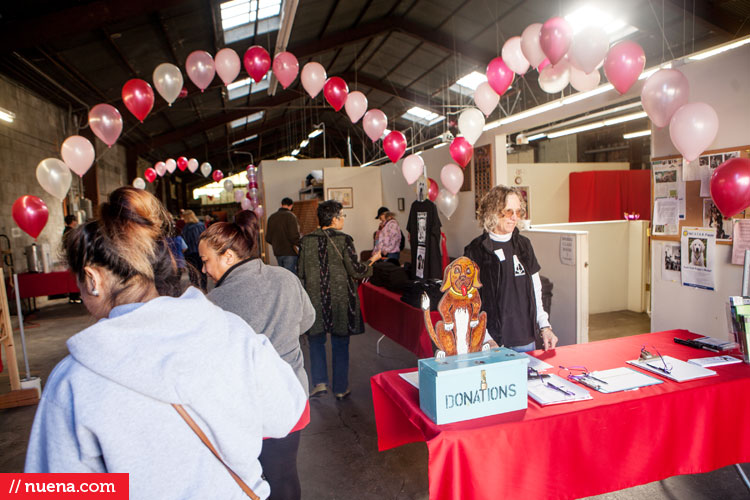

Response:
(665, 0), (750, 37)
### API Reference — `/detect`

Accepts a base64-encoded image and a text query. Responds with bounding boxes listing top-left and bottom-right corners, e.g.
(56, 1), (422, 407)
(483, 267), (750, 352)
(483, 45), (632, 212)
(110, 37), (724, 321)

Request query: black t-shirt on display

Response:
(406, 200), (442, 280)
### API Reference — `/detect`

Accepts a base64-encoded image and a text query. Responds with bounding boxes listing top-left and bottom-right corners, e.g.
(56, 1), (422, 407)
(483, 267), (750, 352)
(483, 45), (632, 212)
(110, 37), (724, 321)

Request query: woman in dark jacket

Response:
(181, 210), (207, 290)
(298, 200), (381, 400)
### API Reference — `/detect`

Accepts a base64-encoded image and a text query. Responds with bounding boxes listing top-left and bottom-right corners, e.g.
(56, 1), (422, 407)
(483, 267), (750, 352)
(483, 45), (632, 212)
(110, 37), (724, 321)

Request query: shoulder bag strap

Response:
(172, 404), (260, 500)
(323, 229), (346, 262)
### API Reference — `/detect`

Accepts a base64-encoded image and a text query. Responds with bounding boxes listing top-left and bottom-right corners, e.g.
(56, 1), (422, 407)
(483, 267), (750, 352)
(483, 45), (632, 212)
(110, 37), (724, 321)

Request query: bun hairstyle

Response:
(64, 187), (181, 300)
(199, 210), (259, 260)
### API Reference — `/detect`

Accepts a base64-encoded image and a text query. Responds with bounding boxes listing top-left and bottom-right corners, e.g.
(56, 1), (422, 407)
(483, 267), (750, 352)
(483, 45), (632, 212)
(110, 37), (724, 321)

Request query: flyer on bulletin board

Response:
(681, 227), (716, 290)
(732, 219), (750, 265)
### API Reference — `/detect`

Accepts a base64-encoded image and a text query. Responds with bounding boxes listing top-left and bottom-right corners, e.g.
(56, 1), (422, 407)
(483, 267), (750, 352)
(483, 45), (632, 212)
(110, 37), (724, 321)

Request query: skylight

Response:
(227, 75), (270, 100)
(232, 134), (259, 146)
(220, 0), (281, 44)
(449, 71), (488, 96)
(401, 106), (444, 126)
(229, 111), (264, 129)
(564, 4), (637, 41)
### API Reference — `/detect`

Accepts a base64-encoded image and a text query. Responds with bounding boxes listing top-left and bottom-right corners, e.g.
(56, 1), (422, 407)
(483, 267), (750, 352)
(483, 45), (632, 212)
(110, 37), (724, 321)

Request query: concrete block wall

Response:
(95, 140), (127, 201)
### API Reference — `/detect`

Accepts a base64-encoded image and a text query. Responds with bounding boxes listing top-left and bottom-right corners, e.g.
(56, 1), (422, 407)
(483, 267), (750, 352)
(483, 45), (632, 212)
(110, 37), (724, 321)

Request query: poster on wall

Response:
(700, 151), (741, 197)
(681, 227), (716, 290)
(702, 198), (732, 240)
(661, 242), (681, 282)
(652, 159), (684, 235)
(731, 219), (750, 265)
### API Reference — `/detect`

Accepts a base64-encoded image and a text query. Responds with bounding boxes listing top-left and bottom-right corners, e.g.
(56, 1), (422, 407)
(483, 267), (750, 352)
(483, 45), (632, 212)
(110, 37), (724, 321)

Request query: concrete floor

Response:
(1, 300), (749, 499)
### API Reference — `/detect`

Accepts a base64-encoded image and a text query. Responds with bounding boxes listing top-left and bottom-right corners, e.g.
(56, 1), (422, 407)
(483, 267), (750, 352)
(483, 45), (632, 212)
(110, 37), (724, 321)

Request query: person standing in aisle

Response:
(181, 210), (206, 290)
(373, 207), (402, 264)
(266, 198), (301, 274)
(199, 209), (314, 500)
(464, 185), (558, 352)
(298, 201), (381, 400)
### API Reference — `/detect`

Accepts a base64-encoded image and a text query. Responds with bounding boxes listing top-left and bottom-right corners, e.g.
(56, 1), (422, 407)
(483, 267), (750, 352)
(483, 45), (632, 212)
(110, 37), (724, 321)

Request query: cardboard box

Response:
(418, 348), (528, 425)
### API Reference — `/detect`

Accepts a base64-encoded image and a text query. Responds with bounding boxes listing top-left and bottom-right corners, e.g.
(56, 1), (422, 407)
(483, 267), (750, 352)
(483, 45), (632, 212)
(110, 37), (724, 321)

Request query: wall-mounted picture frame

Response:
(327, 187), (353, 208)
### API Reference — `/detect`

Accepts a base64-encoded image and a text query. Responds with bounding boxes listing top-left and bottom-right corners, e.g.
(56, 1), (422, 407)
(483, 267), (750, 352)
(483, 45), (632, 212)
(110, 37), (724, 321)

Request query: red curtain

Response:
(569, 170), (651, 222)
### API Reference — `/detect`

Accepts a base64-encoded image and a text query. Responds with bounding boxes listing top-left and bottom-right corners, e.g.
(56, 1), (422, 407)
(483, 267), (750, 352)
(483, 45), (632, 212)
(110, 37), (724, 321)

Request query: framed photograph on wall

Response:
(327, 187), (354, 208)
(517, 186), (530, 220)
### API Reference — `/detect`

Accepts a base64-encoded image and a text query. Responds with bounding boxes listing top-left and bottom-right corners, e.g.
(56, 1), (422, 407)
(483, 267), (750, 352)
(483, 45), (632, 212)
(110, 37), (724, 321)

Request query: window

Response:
(232, 134), (259, 146)
(220, 0), (282, 44)
(449, 71), (488, 97)
(229, 111), (264, 129)
(227, 75), (270, 100)
(400, 106), (444, 126)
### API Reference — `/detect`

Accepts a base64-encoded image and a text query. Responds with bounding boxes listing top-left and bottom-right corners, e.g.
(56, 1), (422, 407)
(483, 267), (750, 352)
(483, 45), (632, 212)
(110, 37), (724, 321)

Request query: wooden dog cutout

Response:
(422, 256), (489, 358)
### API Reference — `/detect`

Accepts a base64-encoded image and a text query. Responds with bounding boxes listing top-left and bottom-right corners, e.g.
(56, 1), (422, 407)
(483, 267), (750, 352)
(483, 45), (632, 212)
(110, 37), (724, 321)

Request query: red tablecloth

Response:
(359, 281), (440, 358)
(14, 271), (79, 299)
(371, 330), (750, 500)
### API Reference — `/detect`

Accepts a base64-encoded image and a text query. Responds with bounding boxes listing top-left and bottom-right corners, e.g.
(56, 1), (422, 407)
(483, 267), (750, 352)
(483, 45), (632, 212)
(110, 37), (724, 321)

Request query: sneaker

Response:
(334, 389), (351, 401)
(310, 383), (328, 398)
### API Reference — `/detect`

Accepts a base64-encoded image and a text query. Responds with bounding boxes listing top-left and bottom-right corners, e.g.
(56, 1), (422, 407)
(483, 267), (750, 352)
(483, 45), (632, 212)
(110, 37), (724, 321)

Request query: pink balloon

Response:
(165, 158), (176, 173)
(254, 205), (264, 218)
(486, 57), (514, 96)
(187, 158), (199, 173)
(212, 170), (224, 183)
(215, 48), (241, 86)
(537, 58), (550, 71)
(272, 51), (299, 89)
(383, 130), (407, 163)
(538, 59), (570, 94)
(186, 51), (216, 92)
(440, 164), (464, 195)
(344, 91), (368, 123)
(88, 104), (122, 148)
(449, 137), (473, 168)
(12, 196), (48, 239)
(243, 46), (271, 83)
(61, 135), (95, 177)
(402, 154), (424, 185)
(301, 62), (327, 98)
(363, 109), (387, 142)
(427, 178), (439, 202)
(569, 66), (601, 92)
(240, 198), (252, 211)
(502, 36), (530, 75)
(323, 77), (348, 111)
(603, 40), (646, 95)
(473, 82), (499, 117)
(520, 23), (546, 68)
(539, 17), (573, 65)
(641, 69), (690, 128)
(568, 26), (609, 74)
(155, 161), (167, 177)
(669, 102), (719, 162)
(234, 189), (245, 203)
(711, 158), (750, 217)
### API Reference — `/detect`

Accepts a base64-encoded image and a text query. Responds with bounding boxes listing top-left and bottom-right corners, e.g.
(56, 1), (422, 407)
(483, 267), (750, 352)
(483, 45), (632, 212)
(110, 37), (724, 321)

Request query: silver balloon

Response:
(223, 179), (235, 192)
(132, 177), (146, 190)
(153, 63), (184, 106)
(435, 189), (458, 219)
(36, 158), (72, 200)
(200, 162), (212, 177)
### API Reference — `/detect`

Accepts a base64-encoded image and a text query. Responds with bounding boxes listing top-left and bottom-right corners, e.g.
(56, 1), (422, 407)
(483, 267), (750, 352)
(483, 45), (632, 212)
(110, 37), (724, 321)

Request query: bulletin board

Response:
(651, 145), (750, 245)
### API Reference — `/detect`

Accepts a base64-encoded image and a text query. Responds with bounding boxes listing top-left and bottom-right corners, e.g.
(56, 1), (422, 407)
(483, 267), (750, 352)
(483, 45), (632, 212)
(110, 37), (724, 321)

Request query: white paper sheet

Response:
(527, 374), (592, 405)
(572, 367), (663, 393)
(627, 355), (717, 382)
(653, 198), (679, 226)
(399, 371), (419, 389)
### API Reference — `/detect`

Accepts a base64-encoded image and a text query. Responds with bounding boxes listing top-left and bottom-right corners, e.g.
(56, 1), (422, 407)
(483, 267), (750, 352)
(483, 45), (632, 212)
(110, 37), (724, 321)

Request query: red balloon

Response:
(710, 158), (750, 217)
(383, 130), (407, 163)
(144, 168), (157, 183)
(179, 87), (188, 99)
(212, 170), (224, 183)
(323, 77), (349, 111)
(248, 180), (258, 189)
(486, 57), (514, 96)
(243, 46), (271, 83)
(427, 178), (439, 202)
(12, 195), (49, 239)
(121, 79), (154, 122)
(449, 137), (473, 168)
(177, 156), (188, 171)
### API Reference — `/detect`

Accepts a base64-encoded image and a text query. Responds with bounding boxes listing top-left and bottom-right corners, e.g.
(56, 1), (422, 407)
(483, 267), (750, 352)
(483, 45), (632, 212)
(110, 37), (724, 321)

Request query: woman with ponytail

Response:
(200, 210), (314, 500)
(25, 188), (307, 500)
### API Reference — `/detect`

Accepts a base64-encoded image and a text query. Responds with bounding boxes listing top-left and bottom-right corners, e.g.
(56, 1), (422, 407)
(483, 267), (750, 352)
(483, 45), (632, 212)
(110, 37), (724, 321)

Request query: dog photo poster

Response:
(681, 227), (716, 290)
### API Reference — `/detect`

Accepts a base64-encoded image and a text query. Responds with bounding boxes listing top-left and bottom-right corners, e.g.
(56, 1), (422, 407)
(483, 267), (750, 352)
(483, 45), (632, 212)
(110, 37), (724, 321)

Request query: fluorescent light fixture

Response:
(639, 62), (673, 81)
(527, 133), (546, 141)
(564, 4), (637, 41)
(602, 111), (647, 125)
(231, 133), (258, 146)
(623, 129), (651, 139)
(227, 77), (251, 91)
(561, 83), (614, 105)
(299, 139), (309, 148)
(688, 35), (750, 61)
(547, 122), (604, 139)
(277, 155), (298, 161)
(433, 142), (448, 149)
(229, 111), (264, 128)
(291, 148), (300, 156)
(401, 106), (444, 126)
(308, 128), (323, 138)
(0, 107), (15, 123)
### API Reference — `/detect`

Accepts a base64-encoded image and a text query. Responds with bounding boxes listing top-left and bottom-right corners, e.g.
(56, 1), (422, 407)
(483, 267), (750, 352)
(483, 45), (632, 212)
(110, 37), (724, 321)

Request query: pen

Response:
(583, 373), (608, 385)
(643, 362), (671, 375)
(545, 381), (576, 396)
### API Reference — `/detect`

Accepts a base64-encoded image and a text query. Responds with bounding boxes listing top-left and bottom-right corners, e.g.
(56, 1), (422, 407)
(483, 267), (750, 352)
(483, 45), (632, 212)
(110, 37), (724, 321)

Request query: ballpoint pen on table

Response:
(581, 373), (608, 385)
(644, 362), (671, 375)
(544, 381), (576, 397)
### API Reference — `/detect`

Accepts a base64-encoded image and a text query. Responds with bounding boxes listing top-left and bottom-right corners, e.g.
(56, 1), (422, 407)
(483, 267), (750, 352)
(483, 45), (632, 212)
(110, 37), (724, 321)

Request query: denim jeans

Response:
(277, 255), (298, 275)
(308, 334), (350, 394)
(509, 341), (536, 353)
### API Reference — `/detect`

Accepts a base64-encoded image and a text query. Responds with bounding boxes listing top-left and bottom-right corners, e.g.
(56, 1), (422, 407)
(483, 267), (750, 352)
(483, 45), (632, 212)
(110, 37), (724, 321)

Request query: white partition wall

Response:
(522, 229), (589, 346)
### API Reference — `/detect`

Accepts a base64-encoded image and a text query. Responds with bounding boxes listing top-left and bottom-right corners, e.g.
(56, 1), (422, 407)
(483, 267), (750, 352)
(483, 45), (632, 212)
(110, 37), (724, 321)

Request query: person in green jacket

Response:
(298, 200), (380, 400)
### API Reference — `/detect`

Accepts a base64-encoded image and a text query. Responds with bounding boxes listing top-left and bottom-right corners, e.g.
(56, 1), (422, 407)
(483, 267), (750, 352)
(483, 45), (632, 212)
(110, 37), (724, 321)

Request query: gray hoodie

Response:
(207, 259), (314, 396)
(25, 287), (306, 500)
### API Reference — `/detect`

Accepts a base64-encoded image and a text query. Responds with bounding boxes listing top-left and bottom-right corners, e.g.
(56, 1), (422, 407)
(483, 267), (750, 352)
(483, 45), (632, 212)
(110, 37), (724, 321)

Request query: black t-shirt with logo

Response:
(489, 238), (541, 347)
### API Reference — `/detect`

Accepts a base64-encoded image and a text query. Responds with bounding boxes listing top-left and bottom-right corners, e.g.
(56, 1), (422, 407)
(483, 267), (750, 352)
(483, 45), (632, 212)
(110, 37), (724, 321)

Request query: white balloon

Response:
(155, 161), (167, 176)
(132, 177), (146, 190)
(520, 23), (546, 68)
(36, 158), (72, 200)
(153, 63), (184, 106)
(502, 36), (530, 75)
(165, 158), (177, 173)
(402, 154), (425, 185)
(187, 158), (199, 173)
(569, 66), (601, 92)
(473, 82), (500, 117)
(344, 91), (368, 123)
(435, 189), (458, 219)
(224, 179), (234, 192)
(200, 162), (212, 177)
(60, 135), (95, 177)
(440, 164), (464, 195)
(300, 62), (326, 98)
(538, 60), (571, 94)
(568, 26), (609, 74)
(457, 108), (485, 145)
(215, 48), (241, 86)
